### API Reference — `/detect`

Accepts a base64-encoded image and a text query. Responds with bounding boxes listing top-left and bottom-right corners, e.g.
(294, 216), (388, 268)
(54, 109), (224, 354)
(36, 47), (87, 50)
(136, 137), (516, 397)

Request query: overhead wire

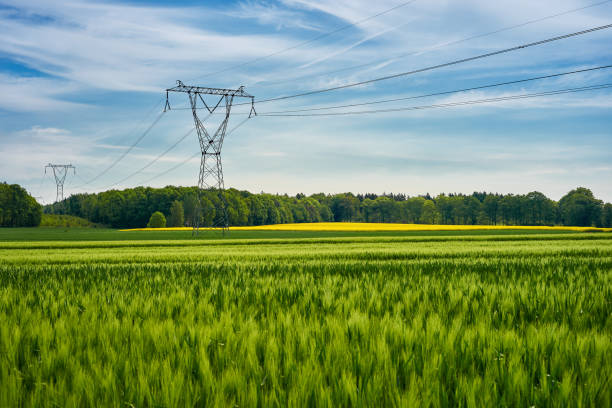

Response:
(73, 107), (166, 188)
(186, 0), (420, 82)
(234, 24), (612, 106)
(104, 126), (196, 189)
(254, 0), (612, 88)
(80, 17), (612, 188)
(33, 172), (47, 200)
(258, 83), (612, 117)
(136, 152), (201, 187)
(100, 112), (219, 189)
(135, 116), (254, 187)
(132, 83), (612, 185)
(257, 65), (612, 114)
(172, 21), (612, 113)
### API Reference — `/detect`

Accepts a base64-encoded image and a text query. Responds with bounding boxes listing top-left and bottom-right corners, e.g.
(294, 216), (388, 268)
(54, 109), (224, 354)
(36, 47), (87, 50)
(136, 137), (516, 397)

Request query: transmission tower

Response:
(165, 80), (255, 235)
(45, 163), (76, 203)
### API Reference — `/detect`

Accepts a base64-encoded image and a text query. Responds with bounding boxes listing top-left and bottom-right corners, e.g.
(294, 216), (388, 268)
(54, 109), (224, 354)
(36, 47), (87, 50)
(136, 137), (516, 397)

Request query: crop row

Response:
(0, 235), (610, 406)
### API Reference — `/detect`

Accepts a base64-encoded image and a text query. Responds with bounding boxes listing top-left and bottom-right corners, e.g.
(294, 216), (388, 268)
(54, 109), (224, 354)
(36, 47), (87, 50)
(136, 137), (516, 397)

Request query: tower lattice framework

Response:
(165, 81), (255, 235)
(45, 163), (76, 203)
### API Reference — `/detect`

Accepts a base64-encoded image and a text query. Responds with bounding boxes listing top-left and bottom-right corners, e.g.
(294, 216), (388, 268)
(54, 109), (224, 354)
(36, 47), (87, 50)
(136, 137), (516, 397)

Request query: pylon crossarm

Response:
(166, 81), (253, 98)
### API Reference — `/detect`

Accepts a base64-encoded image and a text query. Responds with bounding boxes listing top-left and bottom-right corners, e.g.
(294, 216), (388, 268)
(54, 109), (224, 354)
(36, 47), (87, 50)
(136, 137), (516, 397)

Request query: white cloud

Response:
(0, 73), (86, 112)
(0, 0), (322, 97)
(0, 0), (611, 203)
(229, 1), (323, 31)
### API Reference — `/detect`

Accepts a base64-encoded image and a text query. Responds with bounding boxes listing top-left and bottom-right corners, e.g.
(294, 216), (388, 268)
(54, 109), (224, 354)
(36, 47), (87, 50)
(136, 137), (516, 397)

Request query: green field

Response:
(0, 226), (587, 241)
(1, 229), (611, 406)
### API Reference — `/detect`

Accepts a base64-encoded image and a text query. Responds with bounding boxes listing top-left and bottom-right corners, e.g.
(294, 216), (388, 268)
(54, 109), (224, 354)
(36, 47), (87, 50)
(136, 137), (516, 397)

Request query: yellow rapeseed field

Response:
(121, 222), (612, 232)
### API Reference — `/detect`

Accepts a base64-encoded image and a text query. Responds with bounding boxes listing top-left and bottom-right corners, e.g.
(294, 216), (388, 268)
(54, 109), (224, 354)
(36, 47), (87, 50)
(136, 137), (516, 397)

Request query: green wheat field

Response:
(1, 229), (611, 407)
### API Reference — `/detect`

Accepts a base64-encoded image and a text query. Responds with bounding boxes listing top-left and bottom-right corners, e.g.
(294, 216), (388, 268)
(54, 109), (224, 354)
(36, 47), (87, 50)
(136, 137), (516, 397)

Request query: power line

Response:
(255, 0), (612, 88)
(105, 126), (196, 189)
(187, 0), (420, 82)
(73, 108), (166, 188)
(229, 23), (612, 106)
(148, 84), (610, 185)
(136, 116), (254, 187)
(137, 152), (200, 187)
(99, 111), (218, 189)
(70, 174), (91, 190)
(258, 65), (612, 114)
(258, 83), (612, 116)
(33, 172), (47, 199)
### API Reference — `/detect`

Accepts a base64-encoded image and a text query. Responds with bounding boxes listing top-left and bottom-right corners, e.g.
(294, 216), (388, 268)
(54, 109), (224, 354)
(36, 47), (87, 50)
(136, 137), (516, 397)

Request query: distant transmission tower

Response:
(165, 80), (255, 235)
(45, 163), (76, 203)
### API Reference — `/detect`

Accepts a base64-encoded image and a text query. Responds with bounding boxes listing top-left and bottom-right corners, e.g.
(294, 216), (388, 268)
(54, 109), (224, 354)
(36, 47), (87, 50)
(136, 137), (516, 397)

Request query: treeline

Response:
(0, 182), (42, 227)
(45, 186), (612, 228)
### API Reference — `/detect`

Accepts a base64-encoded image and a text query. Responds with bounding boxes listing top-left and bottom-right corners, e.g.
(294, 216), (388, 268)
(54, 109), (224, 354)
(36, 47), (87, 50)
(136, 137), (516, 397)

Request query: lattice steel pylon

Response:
(45, 163), (76, 203)
(165, 80), (255, 235)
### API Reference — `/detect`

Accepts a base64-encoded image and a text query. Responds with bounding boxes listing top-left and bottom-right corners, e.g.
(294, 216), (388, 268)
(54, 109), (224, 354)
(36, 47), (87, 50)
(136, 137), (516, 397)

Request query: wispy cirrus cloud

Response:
(229, 1), (323, 31)
(0, 0), (611, 203)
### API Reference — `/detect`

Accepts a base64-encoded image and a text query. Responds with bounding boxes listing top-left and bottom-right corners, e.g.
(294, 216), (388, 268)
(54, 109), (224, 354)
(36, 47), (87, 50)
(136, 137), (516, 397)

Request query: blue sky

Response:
(1, 0), (611, 204)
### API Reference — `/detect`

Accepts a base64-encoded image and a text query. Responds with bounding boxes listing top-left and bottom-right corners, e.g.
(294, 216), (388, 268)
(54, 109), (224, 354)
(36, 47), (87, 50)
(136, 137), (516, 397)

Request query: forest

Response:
(42, 185), (612, 229)
(0, 183), (42, 227)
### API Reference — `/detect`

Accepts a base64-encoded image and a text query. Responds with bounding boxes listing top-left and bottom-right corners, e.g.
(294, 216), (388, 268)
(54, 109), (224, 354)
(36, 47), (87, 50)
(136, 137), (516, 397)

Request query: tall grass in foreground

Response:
(0, 235), (611, 406)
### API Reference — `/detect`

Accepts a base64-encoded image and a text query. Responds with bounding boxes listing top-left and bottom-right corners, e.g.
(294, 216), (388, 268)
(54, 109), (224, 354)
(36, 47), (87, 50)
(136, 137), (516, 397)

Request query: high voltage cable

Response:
(102, 113), (214, 189)
(105, 127), (196, 189)
(187, 0), (419, 82)
(74, 99), (166, 188)
(255, 0), (612, 88)
(257, 65), (612, 114)
(175, 62), (612, 114)
(33, 172), (47, 200)
(223, 23), (612, 107)
(258, 83), (612, 117)
(135, 83), (607, 185)
(136, 116), (253, 187)
(136, 153), (200, 187)
(74, 110), (165, 187)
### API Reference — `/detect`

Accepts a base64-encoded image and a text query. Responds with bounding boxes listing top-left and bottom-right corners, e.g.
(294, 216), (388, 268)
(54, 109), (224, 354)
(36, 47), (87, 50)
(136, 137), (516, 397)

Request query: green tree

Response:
(558, 187), (603, 227)
(330, 194), (360, 222)
(199, 196), (216, 227)
(464, 196), (481, 225)
(361, 198), (375, 222)
(183, 193), (198, 227)
(147, 211), (166, 228)
(420, 200), (439, 224)
(405, 197), (426, 223)
(602, 203), (612, 227)
(226, 189), (249, 226)
(167, 200), (185, 227)
(483, 195), (500, 225)
(397, 200), (416, 223)
(0, 182), (42, 227)
(373, 196), (397, 223)
(435, 194), (453, 224)
(277, 198), (295, 223)
(248, 196), (267, 225)
(318, 202), (333, 222)
(524, 191), (555, 225)
(500, 195), (522, 225)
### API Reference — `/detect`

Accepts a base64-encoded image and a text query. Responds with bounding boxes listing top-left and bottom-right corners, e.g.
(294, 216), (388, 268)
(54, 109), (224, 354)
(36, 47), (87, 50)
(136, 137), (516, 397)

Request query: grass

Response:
(40, 214), (104, 228)
(123, 221), (612, 232)
(0, 226), (586, 242)
(0, 229), (610, 406)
